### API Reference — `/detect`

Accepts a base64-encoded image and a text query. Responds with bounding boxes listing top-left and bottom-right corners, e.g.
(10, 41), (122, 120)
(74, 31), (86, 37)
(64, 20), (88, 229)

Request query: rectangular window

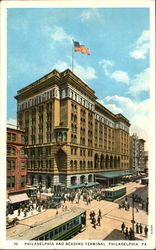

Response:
(50, 231), (53, 239)
(54, 229), (58, 235)
(21, 175), (25, 187)
(7, 176), (11, 188)
(21, 161), (26, 169)
(21, 135), (25, 143)
(7, 133), (11, 141)
(12, 176), (15, 187)
(12, 161), (16, 170)
(7, 161), (11, 170)
(12, 134), (16, 141)
(7, 147), (11, 155)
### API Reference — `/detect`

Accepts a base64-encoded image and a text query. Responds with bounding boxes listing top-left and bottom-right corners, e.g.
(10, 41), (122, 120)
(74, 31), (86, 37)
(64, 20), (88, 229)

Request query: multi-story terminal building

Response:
(129, 134), (146, 174)
(15, 69), (131, 188)
(7, 124), (29, 206)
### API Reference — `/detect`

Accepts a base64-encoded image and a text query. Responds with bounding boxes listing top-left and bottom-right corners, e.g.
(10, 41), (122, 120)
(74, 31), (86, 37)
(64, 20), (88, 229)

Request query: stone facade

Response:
(15, 69), (131, 188)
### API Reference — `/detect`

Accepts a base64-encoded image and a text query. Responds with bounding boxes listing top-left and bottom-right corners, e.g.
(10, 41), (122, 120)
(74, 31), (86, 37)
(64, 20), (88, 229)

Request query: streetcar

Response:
(7, 207), (86, 240)
(101, 185), (126, 201)
(141, 177), (148, 185)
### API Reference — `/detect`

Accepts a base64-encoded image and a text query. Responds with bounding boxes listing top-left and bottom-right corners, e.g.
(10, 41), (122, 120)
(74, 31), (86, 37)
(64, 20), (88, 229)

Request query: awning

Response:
(9, 193), (29, 204)
(95, 171), (135, 179)
(68, 183), (85, 189)
(86, 182), (99, 187)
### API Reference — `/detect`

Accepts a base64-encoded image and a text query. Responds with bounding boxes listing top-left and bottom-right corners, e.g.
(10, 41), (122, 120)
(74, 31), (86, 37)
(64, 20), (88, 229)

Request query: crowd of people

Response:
(121, 222), (148, 240)
(118, 194), (148, 214)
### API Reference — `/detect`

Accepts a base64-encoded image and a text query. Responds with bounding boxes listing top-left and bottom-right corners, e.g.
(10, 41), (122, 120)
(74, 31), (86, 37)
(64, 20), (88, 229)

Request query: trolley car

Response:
(7, 207), (86, 241)
(101, 185), (126, 201)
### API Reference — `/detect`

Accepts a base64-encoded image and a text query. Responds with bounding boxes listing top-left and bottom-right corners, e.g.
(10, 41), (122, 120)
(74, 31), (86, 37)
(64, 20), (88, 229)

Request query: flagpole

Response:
(72, 40), (74, 72)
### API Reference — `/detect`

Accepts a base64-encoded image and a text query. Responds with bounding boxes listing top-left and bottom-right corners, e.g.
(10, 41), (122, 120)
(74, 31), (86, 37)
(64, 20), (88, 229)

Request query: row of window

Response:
(7, 147), (27, 156)
(7, 160), (26, 170)
(36, 216), (80, 240)
(7, 133), (25, 143)
(7, 175), (25, 188)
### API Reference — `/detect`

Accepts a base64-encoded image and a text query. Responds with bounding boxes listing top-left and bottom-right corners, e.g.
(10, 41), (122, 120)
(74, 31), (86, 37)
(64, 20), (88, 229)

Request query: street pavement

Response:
(7, 181), (148, 241)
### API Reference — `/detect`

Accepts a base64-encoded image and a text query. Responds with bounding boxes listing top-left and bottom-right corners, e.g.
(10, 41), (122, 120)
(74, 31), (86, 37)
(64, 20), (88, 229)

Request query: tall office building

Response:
(129, 134), (145, 173)
(15, 69), (131, 188)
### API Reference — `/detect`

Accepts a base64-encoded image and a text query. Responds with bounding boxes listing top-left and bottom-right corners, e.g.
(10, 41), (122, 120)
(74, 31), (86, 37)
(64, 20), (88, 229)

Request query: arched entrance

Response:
(80, 175), (85, 184)
(110, 155), (113, 168)
(55, 149), (67, 171)
(100, 155), (104, 169)
(88, 175), (92, 183)
(94, 154), (99, 169)
(114, 156), (117, 168)
(105, 155), (109, 169)
(71, 176), (77, 185)
(118, 156), (120, 168)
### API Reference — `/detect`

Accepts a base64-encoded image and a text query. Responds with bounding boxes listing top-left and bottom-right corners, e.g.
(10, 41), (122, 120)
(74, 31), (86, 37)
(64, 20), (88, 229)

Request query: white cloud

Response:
(81, 9), (100, 21)
(130, 30), (149, 59)
(110, 70), (130, 84)
(74, 62), (96, 80)
(7, 118), (17, 126)
(53, 61), (69, 72)
(52, 60), (96, 81)
(101, 95), (149, 148)
(129, 68), (149, 94)
(99, 59), (129, 84)
(51, 26), (73, 43)
(99, 59), (114, 76)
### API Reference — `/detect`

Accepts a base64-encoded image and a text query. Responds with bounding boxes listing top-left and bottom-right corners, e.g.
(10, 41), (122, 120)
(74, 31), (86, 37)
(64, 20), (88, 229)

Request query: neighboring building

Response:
(129, 134), (145, 173)
(15, 69), (131, 188)
(7, 124), (29, 206)
(144, 151), (148, 174)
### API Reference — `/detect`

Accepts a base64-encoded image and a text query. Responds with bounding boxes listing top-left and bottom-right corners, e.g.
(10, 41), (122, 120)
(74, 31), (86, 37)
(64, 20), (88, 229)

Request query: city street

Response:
(7, 181), (148, 241)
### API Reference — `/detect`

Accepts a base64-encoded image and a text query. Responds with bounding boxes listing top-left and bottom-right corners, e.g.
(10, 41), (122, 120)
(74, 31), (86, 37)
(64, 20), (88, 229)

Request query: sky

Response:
(7, 7), (150, 149)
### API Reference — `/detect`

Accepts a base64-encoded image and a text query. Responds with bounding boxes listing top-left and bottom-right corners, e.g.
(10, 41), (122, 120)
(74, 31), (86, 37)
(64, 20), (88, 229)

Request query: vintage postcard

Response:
(0, 0), (155, 249)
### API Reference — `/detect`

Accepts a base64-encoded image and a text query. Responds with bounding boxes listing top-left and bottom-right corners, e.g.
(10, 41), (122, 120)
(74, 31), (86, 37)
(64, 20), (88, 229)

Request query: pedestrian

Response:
(136, 206), (139, 212)
(93, 217), (96, 229)
(97, 216), (101, 226)
(121, 222), (126, 233)
(144, 225), (148, 237)
(92, 211), (95, 218)
(98, 209), (102, 219)
(24, 209), (27, 217)
(136, 223), (139, 234)
(139, 224), (143, 234)
(129, 227), (134, 240)
(18, 208), (21, 216)
(127, 203), (130, 211)
(125, 227), (129, 240)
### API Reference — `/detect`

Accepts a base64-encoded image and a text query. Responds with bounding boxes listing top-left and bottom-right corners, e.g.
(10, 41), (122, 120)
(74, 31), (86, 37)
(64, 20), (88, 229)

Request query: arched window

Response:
(83, 161), (86, 169)
(80, 161), (82, 170)
(70, 160), (73, 170)
(74, 160), (77, 169)
(63, 132), (67, 141)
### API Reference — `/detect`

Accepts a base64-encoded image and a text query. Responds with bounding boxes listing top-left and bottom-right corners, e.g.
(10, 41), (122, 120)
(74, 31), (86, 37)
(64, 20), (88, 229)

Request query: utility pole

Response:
(127, 194), (135, 240)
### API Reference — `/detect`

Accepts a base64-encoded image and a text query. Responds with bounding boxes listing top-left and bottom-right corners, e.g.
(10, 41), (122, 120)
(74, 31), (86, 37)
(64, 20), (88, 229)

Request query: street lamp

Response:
(127, 194), (135, 240)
